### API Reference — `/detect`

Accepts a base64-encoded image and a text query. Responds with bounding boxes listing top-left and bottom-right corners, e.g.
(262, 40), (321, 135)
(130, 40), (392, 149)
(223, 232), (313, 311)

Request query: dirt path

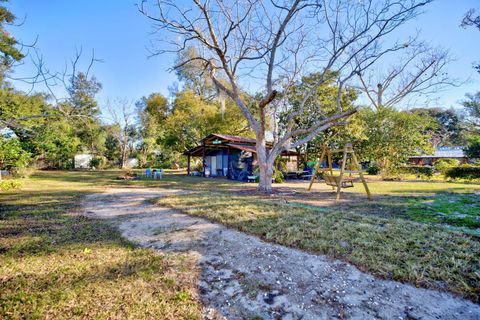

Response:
(83, 188), (480, 320)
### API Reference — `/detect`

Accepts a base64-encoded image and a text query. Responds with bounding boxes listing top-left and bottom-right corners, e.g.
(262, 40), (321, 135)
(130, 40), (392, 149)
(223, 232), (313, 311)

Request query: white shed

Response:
(74, 154), (93, 169)
(126, 158), (139, 168)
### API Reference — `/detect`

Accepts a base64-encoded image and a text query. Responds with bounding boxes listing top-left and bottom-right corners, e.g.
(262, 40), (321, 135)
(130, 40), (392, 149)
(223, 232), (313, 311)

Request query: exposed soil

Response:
(82, 188), (480, 320)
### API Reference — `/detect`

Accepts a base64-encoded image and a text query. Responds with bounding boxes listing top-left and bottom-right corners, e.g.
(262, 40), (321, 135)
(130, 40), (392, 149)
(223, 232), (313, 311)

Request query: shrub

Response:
(445, 165), (480, 181)
(434, 159), (460, 174)
(273, 170), (284, 183)
(366, 162), (380, 175)
(0, 137), (31, 169)
(464, 136), (480, 159)
(89, 157), (108, 170)
(396, 165), (434, 179)
(11, 167), (35, 178)
(0, 180), (22, 191)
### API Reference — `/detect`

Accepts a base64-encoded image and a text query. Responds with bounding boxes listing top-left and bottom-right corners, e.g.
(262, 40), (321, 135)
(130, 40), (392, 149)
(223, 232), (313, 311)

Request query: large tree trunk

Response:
(258, 164), (273, 193)
(121, 147), (129, 169)
(256, 135), (275, 193)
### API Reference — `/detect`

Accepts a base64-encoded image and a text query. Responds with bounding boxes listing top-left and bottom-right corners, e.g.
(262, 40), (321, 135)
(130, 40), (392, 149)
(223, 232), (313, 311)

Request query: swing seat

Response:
(323, 175), (355, 188)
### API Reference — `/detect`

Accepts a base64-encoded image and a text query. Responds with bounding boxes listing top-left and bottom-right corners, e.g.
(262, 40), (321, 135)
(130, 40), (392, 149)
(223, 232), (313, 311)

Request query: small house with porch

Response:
(184, 133), (301, 181)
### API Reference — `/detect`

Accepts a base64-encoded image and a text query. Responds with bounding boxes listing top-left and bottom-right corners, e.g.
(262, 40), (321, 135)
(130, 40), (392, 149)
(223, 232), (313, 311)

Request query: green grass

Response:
(0, 171), (201, 319)
(305, 179), (480, 229)
(153, 176), (480, 303)
(2, 170), (479, 315)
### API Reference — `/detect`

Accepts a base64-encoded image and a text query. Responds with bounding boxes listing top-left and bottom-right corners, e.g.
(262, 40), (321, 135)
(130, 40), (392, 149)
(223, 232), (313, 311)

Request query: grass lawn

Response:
(1, 170), (479, 317)
(153, 174), (480, 303)
(0, 171), (202, 319)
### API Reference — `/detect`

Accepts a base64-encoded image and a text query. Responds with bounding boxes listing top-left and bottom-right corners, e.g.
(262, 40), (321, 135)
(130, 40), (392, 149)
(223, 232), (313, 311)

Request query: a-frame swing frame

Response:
(307, 143), (372, 201)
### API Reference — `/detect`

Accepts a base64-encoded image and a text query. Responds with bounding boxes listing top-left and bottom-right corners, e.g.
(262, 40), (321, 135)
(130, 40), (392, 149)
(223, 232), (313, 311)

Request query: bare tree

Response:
(140, 0), (434, 192)
(106, 99), (138, 169)
(358, 42), (455, 110)
(1, 48), (102, 132)
(461, 8), (480, 30)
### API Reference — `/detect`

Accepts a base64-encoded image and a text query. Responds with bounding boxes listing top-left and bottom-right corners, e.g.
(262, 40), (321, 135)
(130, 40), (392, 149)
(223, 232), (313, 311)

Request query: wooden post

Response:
(187, 154), (191, 176)
(351, 151), (372, 200)
(336, 146), (349, 201)
(202, 141), (206, 177)
(308, 145), (327, 191)
(327, 150), (334, 190)
(227, 147), (231, 179)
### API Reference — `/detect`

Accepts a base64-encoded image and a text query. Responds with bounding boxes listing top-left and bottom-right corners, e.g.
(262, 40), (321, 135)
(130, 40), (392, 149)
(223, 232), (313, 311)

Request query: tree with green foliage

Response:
(461, 92), (480, 133)
(0, 137), (30, 169)
(0, 87), (49, 136)
(0, 0), (24, 82)
(164, 89), (251, 155)
(32, 120), (80, 169)
(103, 130), (121, 163)
(64, 72), (105, 154)
(136, 93), (168, 167)
(410, 107), (465, 146)
(464, 136), (480, 159)
(358, 107), (434, 177)
(280, 71), (361, 162)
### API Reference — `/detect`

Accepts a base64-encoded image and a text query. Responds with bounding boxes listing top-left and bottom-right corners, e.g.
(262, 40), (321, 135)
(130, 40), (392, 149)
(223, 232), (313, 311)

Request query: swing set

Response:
(307, 143), (372, 200)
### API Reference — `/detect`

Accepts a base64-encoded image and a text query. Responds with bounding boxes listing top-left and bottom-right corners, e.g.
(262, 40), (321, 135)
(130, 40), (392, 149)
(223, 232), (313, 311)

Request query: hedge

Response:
(445, 165), (480, 181)
(396, 165), (434, 178)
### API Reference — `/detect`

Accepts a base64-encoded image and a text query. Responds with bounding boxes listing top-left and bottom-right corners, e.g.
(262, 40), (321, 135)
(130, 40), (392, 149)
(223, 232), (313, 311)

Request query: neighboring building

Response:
(126, 158), (139, 168)
(184, 133), (300, 181)
(409, 146), (468, 165)
(74, 154), (93, 169)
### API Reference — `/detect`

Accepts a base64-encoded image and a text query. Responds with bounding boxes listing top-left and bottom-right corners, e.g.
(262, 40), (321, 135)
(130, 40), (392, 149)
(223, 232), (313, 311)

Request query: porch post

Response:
(202, 141), (206, 177)
(227, 147), (231, 179)
(187, 154), (191, 176)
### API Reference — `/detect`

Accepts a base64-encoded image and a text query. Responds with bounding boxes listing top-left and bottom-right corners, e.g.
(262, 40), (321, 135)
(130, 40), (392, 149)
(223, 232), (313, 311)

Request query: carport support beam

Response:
(202, 141), (206, 177)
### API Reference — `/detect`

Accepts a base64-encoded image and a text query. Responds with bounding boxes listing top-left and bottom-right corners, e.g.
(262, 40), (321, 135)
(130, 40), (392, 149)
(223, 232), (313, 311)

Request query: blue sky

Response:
(7, 0), (480, 109)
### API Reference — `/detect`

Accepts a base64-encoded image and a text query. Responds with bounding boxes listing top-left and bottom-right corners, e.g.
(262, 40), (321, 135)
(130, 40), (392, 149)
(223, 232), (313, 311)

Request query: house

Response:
(409, 146), (468, 165)
(184, 133), (301, 181)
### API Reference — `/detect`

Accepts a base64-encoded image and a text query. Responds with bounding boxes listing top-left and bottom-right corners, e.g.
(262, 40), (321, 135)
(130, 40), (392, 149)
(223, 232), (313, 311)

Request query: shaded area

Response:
(0, 173), (201, 319)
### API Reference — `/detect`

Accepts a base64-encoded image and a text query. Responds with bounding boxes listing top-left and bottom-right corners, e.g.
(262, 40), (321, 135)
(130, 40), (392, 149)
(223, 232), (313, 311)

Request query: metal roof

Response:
(410, 146), (466, 158)
(225, 143), (257, 153)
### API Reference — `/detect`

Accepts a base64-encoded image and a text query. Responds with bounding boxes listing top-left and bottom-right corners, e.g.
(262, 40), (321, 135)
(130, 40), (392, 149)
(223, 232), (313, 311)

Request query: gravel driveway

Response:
(83, 188), (480, 320)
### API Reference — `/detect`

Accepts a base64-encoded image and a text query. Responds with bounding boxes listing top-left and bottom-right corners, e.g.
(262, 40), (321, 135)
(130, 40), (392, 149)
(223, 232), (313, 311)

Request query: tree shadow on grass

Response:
(161, 190), (480, 303)
(0, 189), (131, 257)
(0, 185), (202, 318)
